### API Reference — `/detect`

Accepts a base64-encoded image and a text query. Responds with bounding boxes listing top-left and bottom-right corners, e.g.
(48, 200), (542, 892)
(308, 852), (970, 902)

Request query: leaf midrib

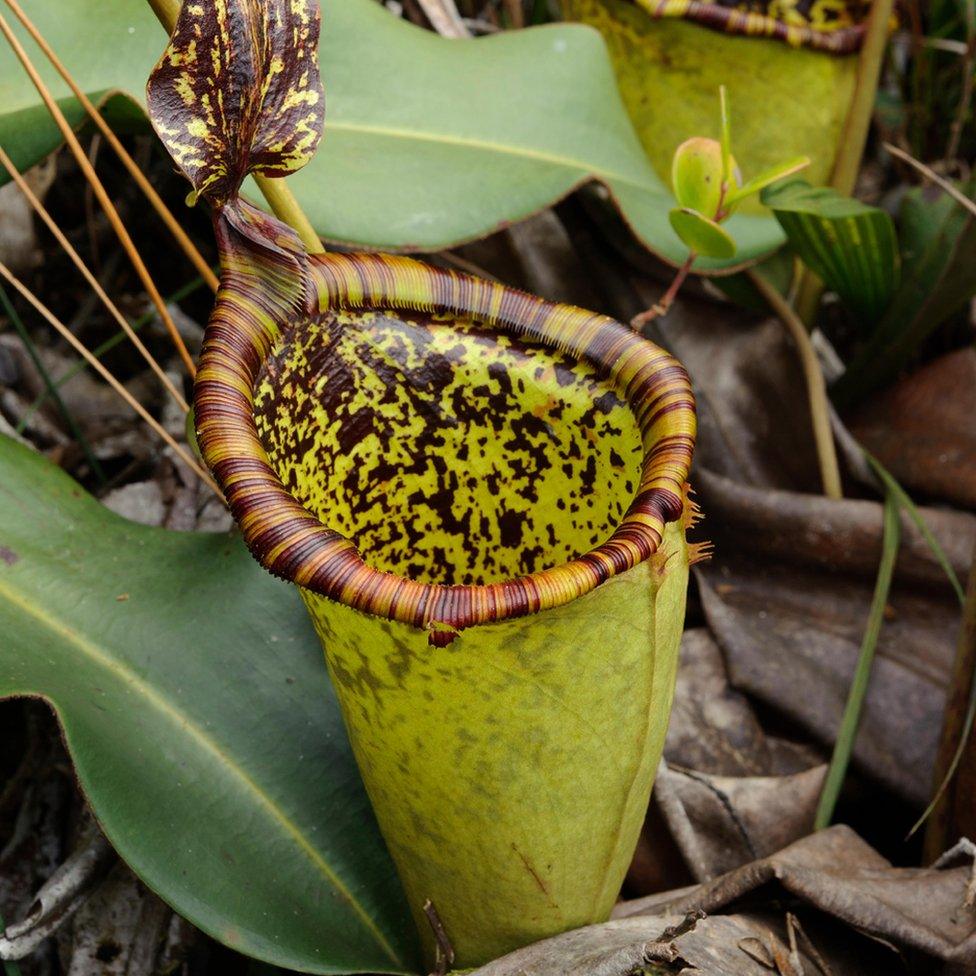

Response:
(2, 0), (662, 202)
(324, 119), (661, 192)
(0, 570), (405, 969)
(0, 83), (662, 197)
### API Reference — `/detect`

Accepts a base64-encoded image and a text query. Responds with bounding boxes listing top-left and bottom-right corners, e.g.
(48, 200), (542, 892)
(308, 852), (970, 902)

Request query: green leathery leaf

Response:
(762, 179), (899, 325)
(832, 178), (976, 407)
(669, 207), (736, 259)
(0, 0), (783, 269)
(0, 435), (421, 975)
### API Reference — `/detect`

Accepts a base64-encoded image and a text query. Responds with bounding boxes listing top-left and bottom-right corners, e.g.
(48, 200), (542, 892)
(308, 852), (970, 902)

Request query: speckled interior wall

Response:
(254, 309), (644, 584)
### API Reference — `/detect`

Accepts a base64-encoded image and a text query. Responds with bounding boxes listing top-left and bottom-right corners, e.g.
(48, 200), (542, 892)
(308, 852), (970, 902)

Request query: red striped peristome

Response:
(640, 0), (866, 54)
(195, 239), (696, 643)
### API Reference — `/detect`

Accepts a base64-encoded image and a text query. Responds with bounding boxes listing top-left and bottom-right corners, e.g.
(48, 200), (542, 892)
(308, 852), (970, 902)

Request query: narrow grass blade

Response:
(865, 452), (965, 605)
(725, 156), (810, 208)
(815, 489), (901, 829)
(856, 450), (968, 838)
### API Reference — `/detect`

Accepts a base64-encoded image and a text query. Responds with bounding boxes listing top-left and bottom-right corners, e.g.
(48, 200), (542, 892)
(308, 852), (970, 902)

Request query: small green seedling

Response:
(669, 86), (810, 259)
(632, 87), (809, 330)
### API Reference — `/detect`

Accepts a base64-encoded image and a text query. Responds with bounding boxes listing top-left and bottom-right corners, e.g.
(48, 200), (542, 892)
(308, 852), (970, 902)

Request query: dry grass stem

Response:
(2, 0), (219, 294)
(884, 142), (976, 216)
(747, 269), (843, 500)
(0, 147), (190, 414)
(0, 261), (220, 497)
(0, 9), (198, 376)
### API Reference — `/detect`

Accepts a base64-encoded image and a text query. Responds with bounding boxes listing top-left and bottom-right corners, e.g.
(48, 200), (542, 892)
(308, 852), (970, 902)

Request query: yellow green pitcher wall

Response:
(303, 520), (689, 967)
(147, 0), (701, 965)
(563, 0), (858, 212)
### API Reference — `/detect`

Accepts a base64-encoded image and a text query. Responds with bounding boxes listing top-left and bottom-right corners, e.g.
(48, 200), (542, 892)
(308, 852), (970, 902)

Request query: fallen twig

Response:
(0, 828), (114, 961)
(422, 898), (455, 975)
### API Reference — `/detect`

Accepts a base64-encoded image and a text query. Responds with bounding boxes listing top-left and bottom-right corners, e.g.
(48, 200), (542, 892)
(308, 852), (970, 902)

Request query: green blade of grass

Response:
(865, 452), (965, 606)
(718, 84), (732, 188)
(855, 451), (968, 838)
(815, 488), (901, 829)
(0, 283), (105, 484)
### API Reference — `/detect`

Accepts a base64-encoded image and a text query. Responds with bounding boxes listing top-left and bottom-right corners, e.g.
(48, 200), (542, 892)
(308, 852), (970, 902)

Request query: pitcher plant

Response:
(147, 0), (698, 967)
(562, 0), (875, 205)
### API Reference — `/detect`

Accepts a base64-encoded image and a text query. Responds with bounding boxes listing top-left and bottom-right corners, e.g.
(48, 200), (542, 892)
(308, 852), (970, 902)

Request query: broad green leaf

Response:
(832, 178), (976, 406)
(893, 178), (976, 336)
(0, 0), (784, 270)
(0, 435), (420, 975)
(671, 136), (723, 217)
(762, 179), (899, 325)
(668, 207), (736, 259)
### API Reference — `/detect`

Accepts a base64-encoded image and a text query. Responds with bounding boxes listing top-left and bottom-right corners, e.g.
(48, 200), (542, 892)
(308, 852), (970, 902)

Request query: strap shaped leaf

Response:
(762, 179), (899, 326)
(832, 177), (976, 405)
(147, 0), (325, 209)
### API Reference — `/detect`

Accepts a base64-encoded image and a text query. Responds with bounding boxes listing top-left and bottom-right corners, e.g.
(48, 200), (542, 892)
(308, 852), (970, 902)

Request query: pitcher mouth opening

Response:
(195, 253), (695, 640)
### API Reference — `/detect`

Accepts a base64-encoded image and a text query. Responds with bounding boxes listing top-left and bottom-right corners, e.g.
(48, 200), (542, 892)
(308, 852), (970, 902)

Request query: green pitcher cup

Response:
(195, 249), (698, 968)
(147, 0), (698, 966)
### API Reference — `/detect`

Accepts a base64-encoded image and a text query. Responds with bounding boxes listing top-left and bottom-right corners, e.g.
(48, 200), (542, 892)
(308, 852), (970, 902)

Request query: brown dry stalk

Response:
(884, 142), (976, 217)
(831, 0), (897, 197)
(0, 147), (190, 414)
(421, 899), (455, 976)
(946, 31), (976, 165)
(0, 9), (197, 376)
(2, 0), (219, 295)
(415, 0), (468, 37)
(0, 261), (220, 497)
(747, 269), (843, 500)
